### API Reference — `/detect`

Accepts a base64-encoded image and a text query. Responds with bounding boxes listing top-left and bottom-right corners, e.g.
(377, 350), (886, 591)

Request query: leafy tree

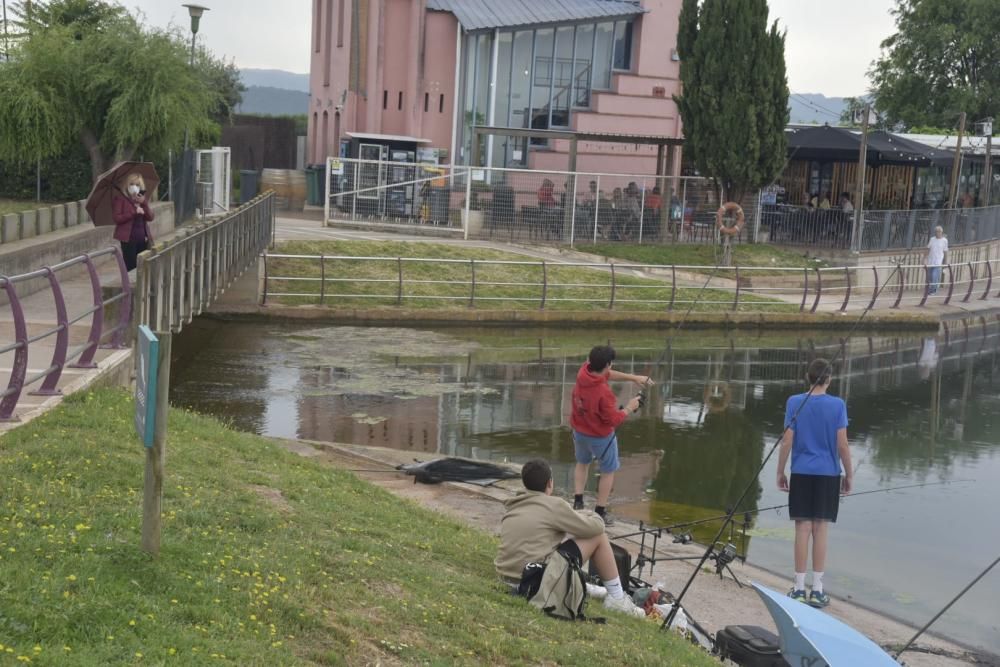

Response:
(674, 0), (789, 203)
(0, 0), (242, 182)
(871, 0), (1000, 128)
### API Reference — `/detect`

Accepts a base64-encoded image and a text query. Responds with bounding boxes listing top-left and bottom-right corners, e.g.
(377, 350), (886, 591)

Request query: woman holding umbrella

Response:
(113, 172), (155, 271)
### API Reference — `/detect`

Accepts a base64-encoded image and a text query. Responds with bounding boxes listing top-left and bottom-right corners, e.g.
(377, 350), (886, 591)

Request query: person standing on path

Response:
(570, 345), (650, 526)
(112, 172), (155, 271)
(926, 226), (949, 295)
(776, 358), (853, 608)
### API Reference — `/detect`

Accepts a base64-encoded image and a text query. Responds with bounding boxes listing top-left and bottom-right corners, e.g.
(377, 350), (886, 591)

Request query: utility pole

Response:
(948, 112), (967, 209)
(983, 118), (994, 207)
(851, 104), (872, 252)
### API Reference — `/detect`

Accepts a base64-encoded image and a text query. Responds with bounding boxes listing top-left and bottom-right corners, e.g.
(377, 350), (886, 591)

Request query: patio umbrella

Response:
(85, 161), (160, 227)
(752, 582), (899, 666)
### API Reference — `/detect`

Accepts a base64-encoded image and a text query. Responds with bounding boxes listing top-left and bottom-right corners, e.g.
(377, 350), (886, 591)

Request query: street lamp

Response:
(181, 4), (209, 150)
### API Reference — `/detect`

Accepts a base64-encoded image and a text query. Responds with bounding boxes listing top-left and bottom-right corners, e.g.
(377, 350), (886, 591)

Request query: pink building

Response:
(309, 0), (684, 174)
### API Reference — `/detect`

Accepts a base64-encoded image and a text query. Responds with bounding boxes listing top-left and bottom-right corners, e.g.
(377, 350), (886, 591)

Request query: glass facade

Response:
(457, 19), (635, 167)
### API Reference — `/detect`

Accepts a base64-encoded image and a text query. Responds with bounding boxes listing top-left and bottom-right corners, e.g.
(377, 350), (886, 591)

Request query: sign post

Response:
(135, 325), (171, 556)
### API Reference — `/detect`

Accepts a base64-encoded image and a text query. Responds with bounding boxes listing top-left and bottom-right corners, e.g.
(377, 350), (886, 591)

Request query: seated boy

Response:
(494, 458), (645, 617)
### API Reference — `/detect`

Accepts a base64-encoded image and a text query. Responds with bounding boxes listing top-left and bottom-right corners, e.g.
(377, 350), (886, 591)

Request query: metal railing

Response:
(323, 157), (759, 246)
(760, 203), (1000, 252)
(260, 252), (1000, 314)
(134, 192), (274, 334)
(0, 247), (132, 421)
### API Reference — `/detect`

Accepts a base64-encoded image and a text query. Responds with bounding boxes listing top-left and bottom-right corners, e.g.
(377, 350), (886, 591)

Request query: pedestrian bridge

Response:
(0, 193), (275, 426)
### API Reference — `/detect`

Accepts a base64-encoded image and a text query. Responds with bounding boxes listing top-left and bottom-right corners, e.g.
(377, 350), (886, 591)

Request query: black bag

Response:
(588, 542), (632, 592)
(516, 561), (546, 599)
(715, 625), (789, 667)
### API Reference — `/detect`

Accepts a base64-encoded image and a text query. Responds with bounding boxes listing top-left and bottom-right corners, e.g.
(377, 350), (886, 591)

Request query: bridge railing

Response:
(0, 246), (131, 421)
(260, 253), (1000, 313)
(134, 192), (274, 333)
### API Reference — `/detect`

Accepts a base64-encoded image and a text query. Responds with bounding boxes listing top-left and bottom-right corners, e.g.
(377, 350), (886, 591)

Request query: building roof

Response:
(427, 0), (646, 32)
(346, 132), (431, 144)
(786, 125), (951, 166)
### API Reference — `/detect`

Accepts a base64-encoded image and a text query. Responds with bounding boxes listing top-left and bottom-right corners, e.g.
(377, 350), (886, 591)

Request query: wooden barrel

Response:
(260, 168), (290, 209)
(287, 170), (306, 211)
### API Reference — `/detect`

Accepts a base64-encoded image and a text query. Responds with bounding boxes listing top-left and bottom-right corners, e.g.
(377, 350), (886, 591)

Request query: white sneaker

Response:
(603, 593), (646, 618)
(585, 583), (608, 600)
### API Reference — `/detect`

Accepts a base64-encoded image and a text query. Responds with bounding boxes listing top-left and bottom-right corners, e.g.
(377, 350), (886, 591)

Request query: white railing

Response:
(322, 156), (758, 246)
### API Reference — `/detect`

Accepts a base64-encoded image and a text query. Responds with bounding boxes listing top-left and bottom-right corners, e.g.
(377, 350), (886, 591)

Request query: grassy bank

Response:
(579, 243), (828, 273)
(0, 389), (716, 666)
(269, 240), (797, 313)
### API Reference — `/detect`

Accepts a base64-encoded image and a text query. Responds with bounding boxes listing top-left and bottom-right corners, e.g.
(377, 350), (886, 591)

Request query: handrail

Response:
(260, 252), (999, 313)
(134, 192), (275, 334)
(0, 246), (131, 421)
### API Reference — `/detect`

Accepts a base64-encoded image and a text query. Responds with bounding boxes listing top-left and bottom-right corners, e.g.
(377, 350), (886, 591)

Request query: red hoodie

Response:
(569, 362), (627, 437)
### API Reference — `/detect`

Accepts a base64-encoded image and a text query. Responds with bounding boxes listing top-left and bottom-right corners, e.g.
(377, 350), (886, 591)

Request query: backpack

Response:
(526, 546), (590, 621)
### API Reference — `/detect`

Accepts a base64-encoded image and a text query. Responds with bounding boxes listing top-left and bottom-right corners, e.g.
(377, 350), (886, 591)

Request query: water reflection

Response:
(169, 318), (1000, 656)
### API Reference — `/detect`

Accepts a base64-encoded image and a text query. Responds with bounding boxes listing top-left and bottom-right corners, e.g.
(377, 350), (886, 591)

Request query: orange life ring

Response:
(716, 202), (745, 236)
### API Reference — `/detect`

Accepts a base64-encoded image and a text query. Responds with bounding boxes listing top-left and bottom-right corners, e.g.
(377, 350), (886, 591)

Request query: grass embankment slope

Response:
(0, 388), (715, 666)
(269, 240), (796, 312)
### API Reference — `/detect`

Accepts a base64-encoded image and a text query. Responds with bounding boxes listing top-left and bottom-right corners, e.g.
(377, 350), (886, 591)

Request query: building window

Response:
(612, 21), (633, 71)
(398, 91), (403, 111)
(549, 25), (574, 128)
(313, 0), (321, 53)
(323, 0), (333, 85)
(337, 0), (344, 48)
(593, 22), (614, 89)
(530, 28), (554, 143)
(439, 93), (445, 113)
(573, 24), (594, 107)
(383, 90), (388, 109)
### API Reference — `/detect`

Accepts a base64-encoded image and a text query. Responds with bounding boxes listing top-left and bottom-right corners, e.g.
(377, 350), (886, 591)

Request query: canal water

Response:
(170, 319), (1000, 656)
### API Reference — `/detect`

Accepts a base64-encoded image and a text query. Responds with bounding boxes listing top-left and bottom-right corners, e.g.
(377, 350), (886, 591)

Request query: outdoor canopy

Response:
(786, 125), (954, 167)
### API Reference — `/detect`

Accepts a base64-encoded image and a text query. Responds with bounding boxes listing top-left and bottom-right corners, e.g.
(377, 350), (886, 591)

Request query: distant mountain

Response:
(235, 86), (309, 116)
(789, 93), (854, 125)
(240, 68), (309, 92)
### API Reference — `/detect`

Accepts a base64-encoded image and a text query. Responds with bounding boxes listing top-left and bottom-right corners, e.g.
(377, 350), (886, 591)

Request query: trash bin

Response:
(240, 169), (259, 205)
(305, 164), (324, 207)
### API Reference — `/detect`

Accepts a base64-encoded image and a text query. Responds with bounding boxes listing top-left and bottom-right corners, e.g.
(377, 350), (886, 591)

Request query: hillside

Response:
(240, 68), (309, 92)
(235, 86), (309, 116)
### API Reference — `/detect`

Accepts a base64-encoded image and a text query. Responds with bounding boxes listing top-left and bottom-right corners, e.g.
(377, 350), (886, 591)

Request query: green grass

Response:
(268, 240), (798, 312)
(0, 388), (718, 666)
(578, 243), (829, 274)
(0, 199), (48, 217)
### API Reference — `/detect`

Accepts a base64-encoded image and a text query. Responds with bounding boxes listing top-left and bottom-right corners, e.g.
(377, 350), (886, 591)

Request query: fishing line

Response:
(663, 262), (902, 628)
(894, 553), (1000, 660)
(655, 479), (975, 533)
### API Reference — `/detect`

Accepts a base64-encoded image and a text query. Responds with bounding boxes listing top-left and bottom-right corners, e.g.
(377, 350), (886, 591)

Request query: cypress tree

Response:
(674, 0), (789, 203)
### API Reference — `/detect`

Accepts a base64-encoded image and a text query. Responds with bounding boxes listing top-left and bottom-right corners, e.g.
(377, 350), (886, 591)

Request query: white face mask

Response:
(128, 184), (141, 196)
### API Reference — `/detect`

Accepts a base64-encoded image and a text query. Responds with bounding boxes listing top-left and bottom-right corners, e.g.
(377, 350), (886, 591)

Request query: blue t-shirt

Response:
(784, 393), (848, 476)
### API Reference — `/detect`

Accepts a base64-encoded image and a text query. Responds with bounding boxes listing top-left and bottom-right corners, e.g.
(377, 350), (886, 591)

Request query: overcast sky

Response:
(125, 0), (898, 96)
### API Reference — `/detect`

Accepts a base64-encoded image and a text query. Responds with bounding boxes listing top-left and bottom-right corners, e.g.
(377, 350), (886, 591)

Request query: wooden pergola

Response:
(470, 126), (683, 175)
(471, 126), (684, 238)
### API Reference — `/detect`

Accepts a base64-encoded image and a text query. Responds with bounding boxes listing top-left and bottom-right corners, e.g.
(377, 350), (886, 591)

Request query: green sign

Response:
(135, 325), (159, 448)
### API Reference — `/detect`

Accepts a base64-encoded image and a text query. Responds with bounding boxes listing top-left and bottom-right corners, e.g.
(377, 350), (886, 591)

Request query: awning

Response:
(427, 0), (646, 32)
(786, 125), (949, 166)
(345, 132), (431, 144)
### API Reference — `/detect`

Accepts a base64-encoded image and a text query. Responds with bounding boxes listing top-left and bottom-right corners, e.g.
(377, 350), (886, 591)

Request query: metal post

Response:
(141, 331), (171, 556)
(680, 179), (688, 243)
(324, 157), (331, 226)
(949, 112), (967, 209)
(463, 172), (472, 240)
(984, 126), (994, 207)
(593, 175), (601, 244)
(638, 182), (646, 243)
(852, 105), (872, 253)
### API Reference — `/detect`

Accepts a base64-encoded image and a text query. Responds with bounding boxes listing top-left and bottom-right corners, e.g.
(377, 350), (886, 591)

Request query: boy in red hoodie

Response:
(570, 345), (650, 525)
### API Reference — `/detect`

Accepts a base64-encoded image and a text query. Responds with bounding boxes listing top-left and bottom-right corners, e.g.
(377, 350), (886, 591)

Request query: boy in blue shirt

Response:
(776, 358), (854, 608)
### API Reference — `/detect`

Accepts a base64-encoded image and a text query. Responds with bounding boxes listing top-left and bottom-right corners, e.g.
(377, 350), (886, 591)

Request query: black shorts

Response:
(557, 539), (583, 566)
(788, 473), (841, 522)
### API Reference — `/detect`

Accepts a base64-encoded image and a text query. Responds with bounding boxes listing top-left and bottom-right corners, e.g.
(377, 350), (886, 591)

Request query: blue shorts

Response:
(573, 430), (620, 474)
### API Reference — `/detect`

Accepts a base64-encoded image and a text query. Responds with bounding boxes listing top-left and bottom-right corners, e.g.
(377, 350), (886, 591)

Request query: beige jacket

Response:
(494, 490), (605, 580)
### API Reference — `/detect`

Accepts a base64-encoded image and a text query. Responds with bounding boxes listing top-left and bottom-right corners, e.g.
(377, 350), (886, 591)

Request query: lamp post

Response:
(181, 4), (209, 150)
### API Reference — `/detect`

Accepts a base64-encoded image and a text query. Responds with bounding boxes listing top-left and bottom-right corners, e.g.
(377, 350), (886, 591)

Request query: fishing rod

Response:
(894, 553), (1000, 661)
(648, 479), (975, 535)
(662, 262), (902, 628)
